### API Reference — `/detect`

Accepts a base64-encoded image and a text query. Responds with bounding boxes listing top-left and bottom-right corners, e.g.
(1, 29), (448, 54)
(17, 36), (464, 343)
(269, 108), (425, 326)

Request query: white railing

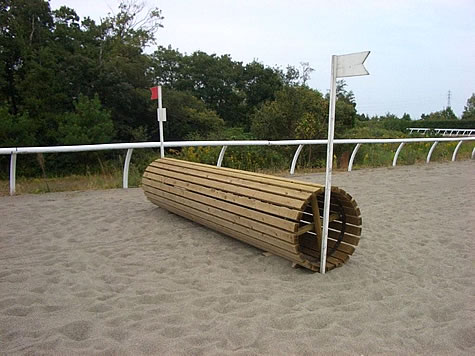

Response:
(1, 137), (474, 196)
(408, 127), (475, 136)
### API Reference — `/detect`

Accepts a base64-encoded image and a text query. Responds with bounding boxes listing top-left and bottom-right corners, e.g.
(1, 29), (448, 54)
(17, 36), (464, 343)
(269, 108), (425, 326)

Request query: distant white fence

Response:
(408, 127), (475, 136)
(1, 136), (474, 195)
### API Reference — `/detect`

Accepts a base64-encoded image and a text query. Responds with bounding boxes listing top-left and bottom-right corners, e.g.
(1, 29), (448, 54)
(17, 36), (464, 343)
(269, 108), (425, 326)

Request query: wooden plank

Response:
(300, 232), (354, 257)
(328, 229), (359, 246)
(148, 195), (306, 263)
(299, 247), (337, 270)
(153, 160), (312, 201)
(295, 223), (314, 236)
(145, 166), (306, 210)
(161, 158), (325, 192)
(142, 177), (299, 232)
(155, 158), (323, 194)
(143, 184), (297, 243)
(158, 158), (362, 220)
(315, 195), (360, 213)
(326, 255), (344, 267)
(326, 239), (355, 255)
(143, 171), (302, 220)
(301, 209), (362, 227)
(300, 201), (360, 251)
(300, 227), (359, 246)
(316, 197), (361, 217)
(326, 192), (358, 209)
(300, 241), (349, 263)
(329, 220), (362, 236)
(145, 192), (299, 253)
(310, 193), (322, 250)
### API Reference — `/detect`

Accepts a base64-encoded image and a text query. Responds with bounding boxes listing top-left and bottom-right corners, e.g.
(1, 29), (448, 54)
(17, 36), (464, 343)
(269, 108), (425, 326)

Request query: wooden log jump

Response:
(142, 158), (362, 272)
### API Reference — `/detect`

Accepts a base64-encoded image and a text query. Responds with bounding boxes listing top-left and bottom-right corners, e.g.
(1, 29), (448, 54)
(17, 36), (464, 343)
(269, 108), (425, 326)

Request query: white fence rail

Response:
(408, 127), (475, 136)
(1, 137), (474, 195)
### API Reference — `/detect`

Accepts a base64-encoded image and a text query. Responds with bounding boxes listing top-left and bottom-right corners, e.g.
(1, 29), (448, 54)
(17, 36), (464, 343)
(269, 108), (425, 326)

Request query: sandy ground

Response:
(0, 161), (474, 355)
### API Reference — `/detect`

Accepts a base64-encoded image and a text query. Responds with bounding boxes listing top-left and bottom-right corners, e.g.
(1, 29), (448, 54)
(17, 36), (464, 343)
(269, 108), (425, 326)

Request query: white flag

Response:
(336, 51), (370, 78)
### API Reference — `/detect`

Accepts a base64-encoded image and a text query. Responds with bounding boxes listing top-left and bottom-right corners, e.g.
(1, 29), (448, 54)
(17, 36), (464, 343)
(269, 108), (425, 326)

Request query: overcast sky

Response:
(49, 0), (475, 120)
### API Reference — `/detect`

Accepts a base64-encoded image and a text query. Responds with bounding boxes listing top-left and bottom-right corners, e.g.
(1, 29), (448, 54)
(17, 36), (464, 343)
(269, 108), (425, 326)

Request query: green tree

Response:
(56, 94), (114, 145)
(421, 107), (458, 121)
(162, 89), (224, 141)
(251, 86), (327, 140)
(0, 105), (37, 147)
(461, 93), (475, 121)
(150, 48), (285, 129)
(0, 0), (54, 115)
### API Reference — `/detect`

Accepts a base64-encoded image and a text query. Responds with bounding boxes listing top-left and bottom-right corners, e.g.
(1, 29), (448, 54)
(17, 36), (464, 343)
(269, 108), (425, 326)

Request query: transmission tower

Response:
(447, 90), (451, 109)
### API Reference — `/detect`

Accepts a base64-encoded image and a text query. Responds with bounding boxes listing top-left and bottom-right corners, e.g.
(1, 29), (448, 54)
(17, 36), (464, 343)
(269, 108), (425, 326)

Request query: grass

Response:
(0, 168), (145, 196)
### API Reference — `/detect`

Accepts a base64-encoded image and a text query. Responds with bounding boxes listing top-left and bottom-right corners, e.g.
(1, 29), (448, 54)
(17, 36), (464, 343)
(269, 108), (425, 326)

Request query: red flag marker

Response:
(150, 86), (159, 100)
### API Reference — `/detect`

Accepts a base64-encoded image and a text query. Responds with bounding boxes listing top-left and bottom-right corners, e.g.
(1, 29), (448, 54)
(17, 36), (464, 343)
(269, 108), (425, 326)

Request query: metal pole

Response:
(392, 142), (405, 166)
(320, 55), (338, 274)
(10, 153), (17, 196)
(348, 143), (361, 172)
(452, 140), (463, 161)
(123, 148), (133, 188)
(426, 141), (438, 163)
(217, 146), (228, 167)
(158, 86), (165, 158)
(290, 144), (304, 175)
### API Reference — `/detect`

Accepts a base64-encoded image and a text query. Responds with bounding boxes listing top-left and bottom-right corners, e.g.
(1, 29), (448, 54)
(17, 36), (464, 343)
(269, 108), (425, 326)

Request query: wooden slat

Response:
(326, 255), (344, 267)
(142, 177), (298, 232)
(316, 200), (361, 218)
(328, 229), (360, 246)
(300, 233), (355, 257)
(147, 196), (307, 263)
(299, 247), (338, 270)
(146, 193), (299, 253)
(326, 192), (359, 210)
(162, 158), (324, 192)
(329, 221), (362, 236)
(152, 161), (312, 201)
(157, 158), (323, 195)
(143, 172), (302, 221)
(145, 166), (305, 210)
(301, 209), (362, 227)
(143, 185), (297, 243)
(310, 193), (322, 250)
(295, 223), (314, 236)
(301, 228), (359, 247)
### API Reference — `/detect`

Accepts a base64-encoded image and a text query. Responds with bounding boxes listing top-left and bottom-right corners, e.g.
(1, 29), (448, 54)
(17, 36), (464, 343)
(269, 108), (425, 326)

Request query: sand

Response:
(0, 160), (474, 355)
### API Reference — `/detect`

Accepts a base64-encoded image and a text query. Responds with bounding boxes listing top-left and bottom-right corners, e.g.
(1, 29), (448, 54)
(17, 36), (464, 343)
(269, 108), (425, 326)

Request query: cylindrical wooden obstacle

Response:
(142, 158), (362, 272)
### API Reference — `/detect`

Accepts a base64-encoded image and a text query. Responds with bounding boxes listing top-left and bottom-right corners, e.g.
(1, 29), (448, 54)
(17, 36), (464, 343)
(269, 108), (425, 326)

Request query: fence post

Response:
(10, 153), (17, 196)
(451, 140), (463, 161)
(123, 148), (134, 189)
(426, 141), (438, 163)
(290, 144), (304, 175)
(392, 142), (405, 167)
(348, 143), (361, 172)
(217, 146), (228, 167)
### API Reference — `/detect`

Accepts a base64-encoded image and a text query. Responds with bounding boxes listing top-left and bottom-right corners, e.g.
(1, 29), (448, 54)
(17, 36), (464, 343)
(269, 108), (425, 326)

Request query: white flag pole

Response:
(320, 55), (338, 274)
(157, 86), (165, 158)
(320, 51), (370, 274)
